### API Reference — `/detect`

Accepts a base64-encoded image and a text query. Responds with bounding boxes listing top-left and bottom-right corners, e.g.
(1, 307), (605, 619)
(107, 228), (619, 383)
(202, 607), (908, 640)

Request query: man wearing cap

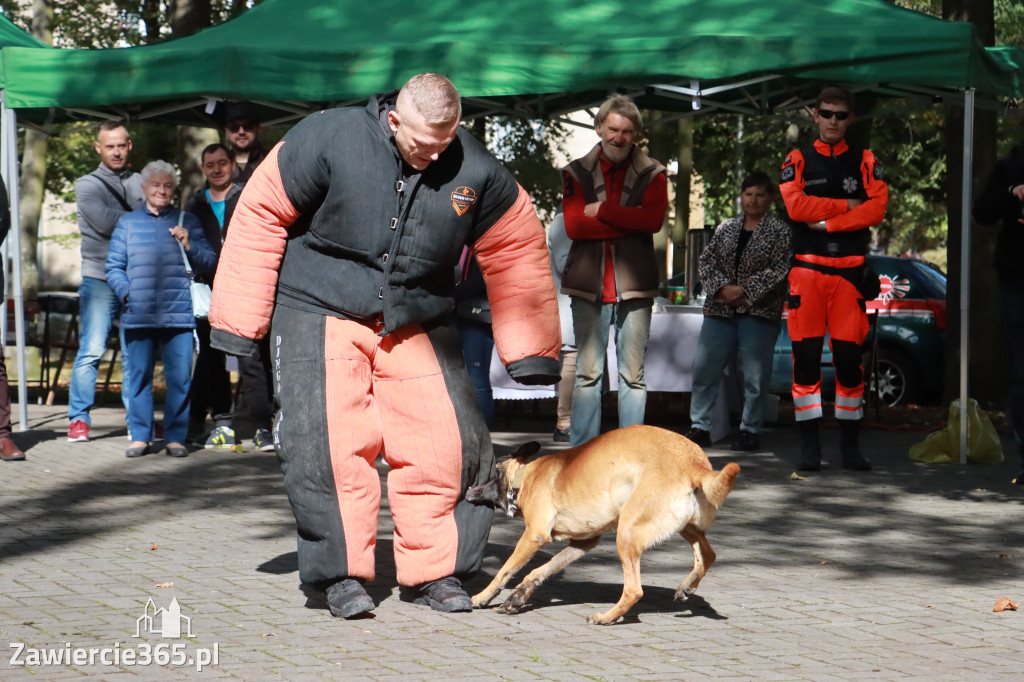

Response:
(779, 85), (887, 472)
(67, 120), (144, 443)
(223, 101), (267, 184)
(220, 102), (276, 451)
(209, 74), (560, 619)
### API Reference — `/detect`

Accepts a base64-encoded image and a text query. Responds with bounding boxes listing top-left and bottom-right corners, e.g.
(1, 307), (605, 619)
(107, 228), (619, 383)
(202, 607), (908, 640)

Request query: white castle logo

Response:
(134, 597), (194, 639)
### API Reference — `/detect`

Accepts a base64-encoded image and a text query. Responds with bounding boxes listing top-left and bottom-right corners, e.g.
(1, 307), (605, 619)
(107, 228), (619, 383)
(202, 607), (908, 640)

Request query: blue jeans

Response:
(124, 328), (194, 445)
(68, 277), (132, 423)
(690, 314), (780, 434)
(570, 297), (652, 446)
(457, 320), (495, 429)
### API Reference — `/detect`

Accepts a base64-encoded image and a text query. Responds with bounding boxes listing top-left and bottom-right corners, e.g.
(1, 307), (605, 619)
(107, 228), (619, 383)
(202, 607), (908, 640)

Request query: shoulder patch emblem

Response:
(873, 162), (884, 181)
(451, 186), (478, 217)
(781, 165), (795, 183)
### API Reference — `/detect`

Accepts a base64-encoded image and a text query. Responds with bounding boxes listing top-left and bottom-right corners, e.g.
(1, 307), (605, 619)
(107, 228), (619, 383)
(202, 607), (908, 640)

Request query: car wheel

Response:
(865, 348), (920, 407)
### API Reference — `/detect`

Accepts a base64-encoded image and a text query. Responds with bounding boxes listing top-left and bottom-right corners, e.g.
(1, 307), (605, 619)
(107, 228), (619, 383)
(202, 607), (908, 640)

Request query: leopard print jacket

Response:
(698, 212), (792, 322)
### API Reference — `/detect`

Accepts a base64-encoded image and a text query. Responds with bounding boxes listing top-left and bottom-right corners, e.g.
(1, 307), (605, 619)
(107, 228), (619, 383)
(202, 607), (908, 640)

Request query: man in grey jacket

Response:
(67, 120), (144, 442)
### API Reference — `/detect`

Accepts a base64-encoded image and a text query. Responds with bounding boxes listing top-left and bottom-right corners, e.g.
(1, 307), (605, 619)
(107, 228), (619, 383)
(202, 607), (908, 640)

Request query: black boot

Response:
(839, 420), (872, 471)
(797, 419), (822, 471)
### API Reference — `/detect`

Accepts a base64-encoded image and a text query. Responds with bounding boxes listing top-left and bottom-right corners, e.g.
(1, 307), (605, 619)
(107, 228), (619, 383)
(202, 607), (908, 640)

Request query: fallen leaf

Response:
(148, 543), (158, 551)
(231, 445), (245, 453)
(259, 633), (275, 638)
(790, 472), (808, 481)
(155, 582), (174, 588)
(997, 553), (1009, 559)
(820, 561), (828, 565)
(993, 598), (1018, 612)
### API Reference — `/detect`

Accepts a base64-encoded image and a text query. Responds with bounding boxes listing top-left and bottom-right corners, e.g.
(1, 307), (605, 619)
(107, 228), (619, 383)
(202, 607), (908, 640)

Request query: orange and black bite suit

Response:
(780, 138), (887, 467)
(209, 93), (560, 591)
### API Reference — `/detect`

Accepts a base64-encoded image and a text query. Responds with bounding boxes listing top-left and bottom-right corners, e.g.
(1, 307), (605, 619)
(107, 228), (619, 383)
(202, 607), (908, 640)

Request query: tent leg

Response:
(1, 93), (30, 432)
(959, 89), (975, 466)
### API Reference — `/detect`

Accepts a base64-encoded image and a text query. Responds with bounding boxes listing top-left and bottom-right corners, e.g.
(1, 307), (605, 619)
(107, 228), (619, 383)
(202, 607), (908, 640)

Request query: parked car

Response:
(770, 255), (947, 406)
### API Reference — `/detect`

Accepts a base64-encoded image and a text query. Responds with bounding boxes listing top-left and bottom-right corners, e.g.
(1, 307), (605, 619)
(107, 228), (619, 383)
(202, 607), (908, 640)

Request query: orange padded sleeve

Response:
(209, 143), (300, 340)
(472, 186), (560, 366)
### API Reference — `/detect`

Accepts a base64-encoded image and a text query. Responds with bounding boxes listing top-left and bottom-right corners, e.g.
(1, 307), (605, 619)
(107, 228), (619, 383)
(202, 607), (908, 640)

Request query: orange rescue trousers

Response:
(787, 265), (869, 422)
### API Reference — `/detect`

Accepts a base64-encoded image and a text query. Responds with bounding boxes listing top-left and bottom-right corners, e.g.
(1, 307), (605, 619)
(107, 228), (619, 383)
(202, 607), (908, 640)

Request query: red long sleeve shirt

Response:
(563, 154), (668, 302)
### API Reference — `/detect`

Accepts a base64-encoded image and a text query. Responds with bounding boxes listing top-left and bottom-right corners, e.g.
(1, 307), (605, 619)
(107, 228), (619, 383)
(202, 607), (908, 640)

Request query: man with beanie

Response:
(779, 85), (887, 472)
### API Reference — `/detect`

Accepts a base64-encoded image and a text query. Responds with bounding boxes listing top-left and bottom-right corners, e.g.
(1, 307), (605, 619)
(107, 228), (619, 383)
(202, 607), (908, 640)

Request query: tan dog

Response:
(466, 424), (740, 624)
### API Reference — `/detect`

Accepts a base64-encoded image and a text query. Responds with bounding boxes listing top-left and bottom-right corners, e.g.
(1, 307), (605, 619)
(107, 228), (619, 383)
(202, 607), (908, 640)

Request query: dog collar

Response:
(506, 466), (528, 517)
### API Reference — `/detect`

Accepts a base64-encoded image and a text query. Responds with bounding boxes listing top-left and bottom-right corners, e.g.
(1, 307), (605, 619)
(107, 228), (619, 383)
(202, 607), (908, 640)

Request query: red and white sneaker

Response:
(68, 419), (90, 442)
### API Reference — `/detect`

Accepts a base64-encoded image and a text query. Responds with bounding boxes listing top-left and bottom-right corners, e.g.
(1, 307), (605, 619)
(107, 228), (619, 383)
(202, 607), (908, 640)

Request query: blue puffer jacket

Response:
(105, 206), (217, 329)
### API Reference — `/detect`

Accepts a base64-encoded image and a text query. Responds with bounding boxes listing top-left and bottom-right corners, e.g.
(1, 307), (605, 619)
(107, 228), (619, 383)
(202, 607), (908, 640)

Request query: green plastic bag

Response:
(909, 398), (1004, 464)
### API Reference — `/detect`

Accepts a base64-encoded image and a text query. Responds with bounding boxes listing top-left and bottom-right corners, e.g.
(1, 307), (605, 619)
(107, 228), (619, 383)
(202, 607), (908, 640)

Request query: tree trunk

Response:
(17, 0), (53, 299)
(673, 118), (694, 279)
(169, 0), (217, 203)
(943, 0), (998, 406)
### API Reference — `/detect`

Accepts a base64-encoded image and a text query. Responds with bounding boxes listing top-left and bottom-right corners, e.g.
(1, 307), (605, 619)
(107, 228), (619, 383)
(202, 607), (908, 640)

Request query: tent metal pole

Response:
(959, 88), (975, 465)
(0, 93), (29, 431)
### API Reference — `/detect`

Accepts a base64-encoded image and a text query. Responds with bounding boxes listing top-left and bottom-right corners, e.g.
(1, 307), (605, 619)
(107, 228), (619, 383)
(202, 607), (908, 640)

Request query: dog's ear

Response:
(465, 479), (501, 505)
(509, 441), (541, 461)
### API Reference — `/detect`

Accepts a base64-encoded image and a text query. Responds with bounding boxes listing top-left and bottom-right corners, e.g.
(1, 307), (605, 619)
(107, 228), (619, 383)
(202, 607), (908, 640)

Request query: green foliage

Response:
(480, 117), (571, 224)
(691, 113), (792, 227)
(38, 121), (180, 201)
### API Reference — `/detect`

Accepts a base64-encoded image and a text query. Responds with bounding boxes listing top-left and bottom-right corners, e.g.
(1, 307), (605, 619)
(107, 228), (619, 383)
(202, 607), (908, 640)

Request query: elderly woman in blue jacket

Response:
(106, 160), (216, 458)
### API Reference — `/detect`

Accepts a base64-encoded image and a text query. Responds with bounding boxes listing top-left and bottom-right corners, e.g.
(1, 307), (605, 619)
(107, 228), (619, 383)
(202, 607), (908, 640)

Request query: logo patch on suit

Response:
(873, 162), (884, 181)
(451, 187), (478, 217)
(842, 176), (859, 194)
(781, 164), (796, 183)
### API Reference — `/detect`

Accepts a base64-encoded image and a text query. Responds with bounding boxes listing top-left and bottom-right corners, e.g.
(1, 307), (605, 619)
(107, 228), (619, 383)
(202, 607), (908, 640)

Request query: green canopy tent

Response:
(0, 0), (1022, 455)
(1, 0), (1021, 122)
(0, 15), (51, 430)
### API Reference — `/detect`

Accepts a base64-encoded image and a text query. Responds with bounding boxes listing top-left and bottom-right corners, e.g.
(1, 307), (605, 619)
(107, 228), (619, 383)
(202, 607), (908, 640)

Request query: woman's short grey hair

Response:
(140, 160), (178, 186)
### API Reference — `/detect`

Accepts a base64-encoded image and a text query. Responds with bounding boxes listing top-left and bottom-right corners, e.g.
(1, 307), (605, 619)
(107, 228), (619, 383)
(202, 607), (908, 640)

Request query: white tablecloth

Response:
(490, 303), (705, 398)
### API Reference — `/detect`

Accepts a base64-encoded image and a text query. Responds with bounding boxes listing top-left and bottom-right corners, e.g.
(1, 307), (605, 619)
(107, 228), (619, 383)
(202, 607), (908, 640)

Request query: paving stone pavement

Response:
(1, 404), (1022, 680)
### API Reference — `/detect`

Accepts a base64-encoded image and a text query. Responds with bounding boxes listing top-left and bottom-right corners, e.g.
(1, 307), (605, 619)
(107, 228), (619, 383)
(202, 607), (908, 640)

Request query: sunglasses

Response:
(817, 109), (851, 121)
(227, 121), (257, 133)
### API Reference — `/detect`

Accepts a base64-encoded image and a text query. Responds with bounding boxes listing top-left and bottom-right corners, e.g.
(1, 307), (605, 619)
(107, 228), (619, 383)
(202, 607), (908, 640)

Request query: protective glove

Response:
(505, 356), (561, 386)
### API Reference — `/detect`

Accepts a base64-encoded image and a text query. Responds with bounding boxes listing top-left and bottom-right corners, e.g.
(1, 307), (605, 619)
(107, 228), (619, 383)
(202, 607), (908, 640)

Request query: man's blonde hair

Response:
(596, 94), (642, 134)
(396, 73), (461, 125)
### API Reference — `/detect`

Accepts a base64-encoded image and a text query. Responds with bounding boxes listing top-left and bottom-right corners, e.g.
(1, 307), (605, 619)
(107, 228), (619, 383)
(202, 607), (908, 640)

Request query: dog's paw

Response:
(497, 587), (531, 614)
(470, 594), (490, 609)
(496, 601), (522, 615)
(586, 612), (619, 625)
(673, 586), (695, 602)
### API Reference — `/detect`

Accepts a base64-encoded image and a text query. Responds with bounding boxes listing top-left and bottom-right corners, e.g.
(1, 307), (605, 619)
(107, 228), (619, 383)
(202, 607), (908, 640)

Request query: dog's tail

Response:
(701, 463), (740, 508)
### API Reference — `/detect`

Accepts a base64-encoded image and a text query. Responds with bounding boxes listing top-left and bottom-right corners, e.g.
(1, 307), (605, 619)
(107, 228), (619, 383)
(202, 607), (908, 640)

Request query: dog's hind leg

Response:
(499, 537), (599, 614)
(587, 529), (645, 625)
(674, 524), (716, 602)
(472, 533), (549, 609)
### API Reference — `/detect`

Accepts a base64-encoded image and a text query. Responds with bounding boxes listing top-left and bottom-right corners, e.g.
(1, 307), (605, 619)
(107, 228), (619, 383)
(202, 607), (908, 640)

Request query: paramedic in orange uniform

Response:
(779, 86), (887, 472)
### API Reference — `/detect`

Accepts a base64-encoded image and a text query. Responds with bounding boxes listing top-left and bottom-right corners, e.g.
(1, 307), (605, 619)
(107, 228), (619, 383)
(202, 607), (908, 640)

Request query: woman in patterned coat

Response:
(686, 171), (792, 451)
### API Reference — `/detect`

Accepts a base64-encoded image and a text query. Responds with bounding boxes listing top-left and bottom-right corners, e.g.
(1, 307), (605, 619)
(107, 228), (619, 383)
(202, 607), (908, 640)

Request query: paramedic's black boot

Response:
(839, 419), (872, 471)
(797, 418), (822, 471)
(326, 578), (375, 619)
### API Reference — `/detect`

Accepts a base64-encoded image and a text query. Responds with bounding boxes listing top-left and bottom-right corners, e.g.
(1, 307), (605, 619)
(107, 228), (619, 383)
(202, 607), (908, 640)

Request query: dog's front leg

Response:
(471, 531), (548, 609)
(501, 536), (600, 614)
